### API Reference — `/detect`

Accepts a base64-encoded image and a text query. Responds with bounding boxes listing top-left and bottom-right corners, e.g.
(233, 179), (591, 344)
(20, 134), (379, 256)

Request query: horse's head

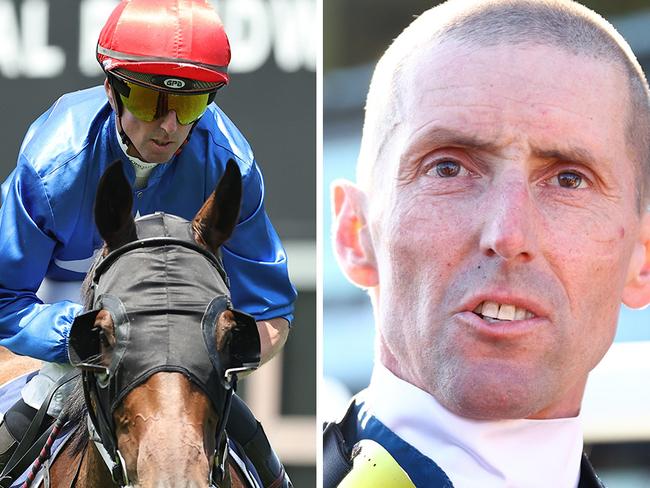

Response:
(68, 160), (260, 487)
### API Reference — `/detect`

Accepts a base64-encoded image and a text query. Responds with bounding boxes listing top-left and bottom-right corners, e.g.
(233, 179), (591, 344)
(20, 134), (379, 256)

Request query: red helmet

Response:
(97, 0), (230, 91)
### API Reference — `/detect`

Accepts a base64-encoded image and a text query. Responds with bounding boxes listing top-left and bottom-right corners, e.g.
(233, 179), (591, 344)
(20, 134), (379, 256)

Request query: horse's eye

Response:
(97, 329), (112, 348)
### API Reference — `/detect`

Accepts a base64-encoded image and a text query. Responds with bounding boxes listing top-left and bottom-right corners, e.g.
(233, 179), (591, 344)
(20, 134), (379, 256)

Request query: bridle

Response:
(68, 213), (261, 487)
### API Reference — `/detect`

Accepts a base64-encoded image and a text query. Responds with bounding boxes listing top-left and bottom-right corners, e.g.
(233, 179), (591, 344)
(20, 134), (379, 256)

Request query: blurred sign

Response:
(0, 0), (316, 241)
(0, 0), (315, 78)
(0, 0), (316, 482)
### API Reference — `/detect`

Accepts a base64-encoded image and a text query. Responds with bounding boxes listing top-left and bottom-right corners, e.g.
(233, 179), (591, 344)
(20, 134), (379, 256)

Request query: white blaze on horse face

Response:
(367, 41), (643, 420)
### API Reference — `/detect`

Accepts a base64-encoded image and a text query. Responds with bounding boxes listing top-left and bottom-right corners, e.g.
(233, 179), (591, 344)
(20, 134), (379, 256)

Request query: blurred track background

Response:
(324, 2), (650, 487)
(0, 0), (316, 485)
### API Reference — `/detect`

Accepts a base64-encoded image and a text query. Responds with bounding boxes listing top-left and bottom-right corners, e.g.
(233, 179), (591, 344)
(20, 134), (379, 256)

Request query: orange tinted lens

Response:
(167, 93), (210, 125)
(119, 81), (210, 124)
(119, 82), (159, 122)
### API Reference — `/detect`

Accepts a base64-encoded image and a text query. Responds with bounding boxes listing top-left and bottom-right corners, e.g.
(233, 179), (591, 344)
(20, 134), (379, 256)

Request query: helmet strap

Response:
(115, 114), (133, 149)
(106, 75), (136, 150)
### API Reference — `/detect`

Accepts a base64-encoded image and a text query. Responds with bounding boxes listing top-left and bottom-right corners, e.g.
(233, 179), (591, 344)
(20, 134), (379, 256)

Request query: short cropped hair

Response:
(358, 0), (650, 208)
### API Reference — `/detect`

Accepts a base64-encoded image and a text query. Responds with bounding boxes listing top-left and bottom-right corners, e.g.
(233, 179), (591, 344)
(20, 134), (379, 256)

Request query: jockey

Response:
(0, 1), (295, 486)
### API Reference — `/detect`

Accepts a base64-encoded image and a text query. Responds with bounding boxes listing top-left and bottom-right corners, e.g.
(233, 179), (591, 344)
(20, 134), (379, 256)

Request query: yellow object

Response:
(338, 439), (416, 488)
(119, 81), (210, 125)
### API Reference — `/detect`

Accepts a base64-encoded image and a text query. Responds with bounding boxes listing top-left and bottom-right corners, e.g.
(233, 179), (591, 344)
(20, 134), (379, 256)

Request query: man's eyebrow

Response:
(531, 145), (599, 164)
(406, 127), (603, 166)
(397, 127), (499, 184)
(404, 126), (500, 154)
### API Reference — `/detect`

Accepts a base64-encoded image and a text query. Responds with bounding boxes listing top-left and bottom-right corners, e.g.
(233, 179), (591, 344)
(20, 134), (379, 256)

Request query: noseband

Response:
(68, 213), (261, 486)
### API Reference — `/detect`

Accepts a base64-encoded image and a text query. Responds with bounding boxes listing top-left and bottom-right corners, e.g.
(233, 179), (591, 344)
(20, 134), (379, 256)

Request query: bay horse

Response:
(2, 160), (262, 488)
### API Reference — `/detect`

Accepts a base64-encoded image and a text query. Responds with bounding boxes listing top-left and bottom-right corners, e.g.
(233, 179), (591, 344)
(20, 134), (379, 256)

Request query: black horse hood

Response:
(98, 212), (230, 329)
(90, 212), (231, 411)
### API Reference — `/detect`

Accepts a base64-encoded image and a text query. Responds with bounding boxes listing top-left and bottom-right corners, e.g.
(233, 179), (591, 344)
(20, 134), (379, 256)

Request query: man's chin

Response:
(127, 144), (178, 164)
(141, 153), (175, 164)
(140, 141), (182, 164)
(443, 394), (542, 421)
(432, 363), (557, 421)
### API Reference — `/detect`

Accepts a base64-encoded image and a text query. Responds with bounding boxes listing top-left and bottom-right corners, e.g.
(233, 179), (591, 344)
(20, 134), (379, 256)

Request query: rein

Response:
(6, 369), (237, 487)
(82, 372), (236, 487)
(0, 371), (80, 488)
(19, 413), (68, 488)
(67, 223), (259, 487)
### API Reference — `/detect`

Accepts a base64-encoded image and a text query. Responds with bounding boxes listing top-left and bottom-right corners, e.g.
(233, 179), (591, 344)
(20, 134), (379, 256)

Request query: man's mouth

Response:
(152, 139), (173, 146)
(473, 301), (535, 322)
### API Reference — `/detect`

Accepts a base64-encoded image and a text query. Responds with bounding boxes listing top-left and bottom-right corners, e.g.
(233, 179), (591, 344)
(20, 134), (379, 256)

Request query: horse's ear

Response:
(193, 159), (242, 251)
(95, 161), (137, 250)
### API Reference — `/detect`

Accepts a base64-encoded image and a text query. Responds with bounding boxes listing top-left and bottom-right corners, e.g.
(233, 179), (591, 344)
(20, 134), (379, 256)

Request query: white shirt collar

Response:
(115, 123), (158, 190)
(363, 363), (584, 488)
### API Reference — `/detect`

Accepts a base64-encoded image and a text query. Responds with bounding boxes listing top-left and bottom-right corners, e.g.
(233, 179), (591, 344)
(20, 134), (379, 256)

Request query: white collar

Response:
(363, 363), (584, 488)
(115, 123), (158, 189)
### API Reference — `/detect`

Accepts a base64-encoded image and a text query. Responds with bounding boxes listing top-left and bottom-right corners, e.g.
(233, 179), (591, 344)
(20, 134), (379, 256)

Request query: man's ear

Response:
(331, 180), (378, 288)
(622, 212), (650, 309)
(104, 78), (116, 111)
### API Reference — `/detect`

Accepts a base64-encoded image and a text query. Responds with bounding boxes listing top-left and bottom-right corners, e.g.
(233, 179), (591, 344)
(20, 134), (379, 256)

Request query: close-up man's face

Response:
(120, 108), (193, 164)
(365, 41), (647, 420)
(104, 80), (194, 164)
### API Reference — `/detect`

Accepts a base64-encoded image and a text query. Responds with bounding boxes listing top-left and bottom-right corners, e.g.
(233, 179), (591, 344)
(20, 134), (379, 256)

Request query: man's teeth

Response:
(473, 301), (534, 321)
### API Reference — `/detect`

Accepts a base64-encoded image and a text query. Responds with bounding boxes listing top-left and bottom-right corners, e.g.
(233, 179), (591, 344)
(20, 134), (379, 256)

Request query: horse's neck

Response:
(49, 433), (115, 488)
(80, 440), (116, 488)
(50, 426), (253, 488)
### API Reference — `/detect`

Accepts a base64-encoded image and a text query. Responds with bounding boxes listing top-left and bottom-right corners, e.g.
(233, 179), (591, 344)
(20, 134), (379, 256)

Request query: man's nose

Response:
(159, 109), (179, 133)
(479, 177), (538, 262)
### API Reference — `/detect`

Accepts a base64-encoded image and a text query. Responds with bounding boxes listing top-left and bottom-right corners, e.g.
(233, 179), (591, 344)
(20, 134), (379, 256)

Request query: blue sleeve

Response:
(222, 161), (297, 324)
(0, 158), (82, 363)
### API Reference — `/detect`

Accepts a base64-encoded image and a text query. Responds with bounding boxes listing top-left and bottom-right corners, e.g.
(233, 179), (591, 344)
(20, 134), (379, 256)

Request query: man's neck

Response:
(363, 363), (584, 488)
(115, 123), (158, 190)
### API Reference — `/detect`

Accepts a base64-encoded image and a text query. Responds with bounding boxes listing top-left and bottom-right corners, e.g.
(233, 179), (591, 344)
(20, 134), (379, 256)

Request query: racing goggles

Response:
(112, 77), (217, 125)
